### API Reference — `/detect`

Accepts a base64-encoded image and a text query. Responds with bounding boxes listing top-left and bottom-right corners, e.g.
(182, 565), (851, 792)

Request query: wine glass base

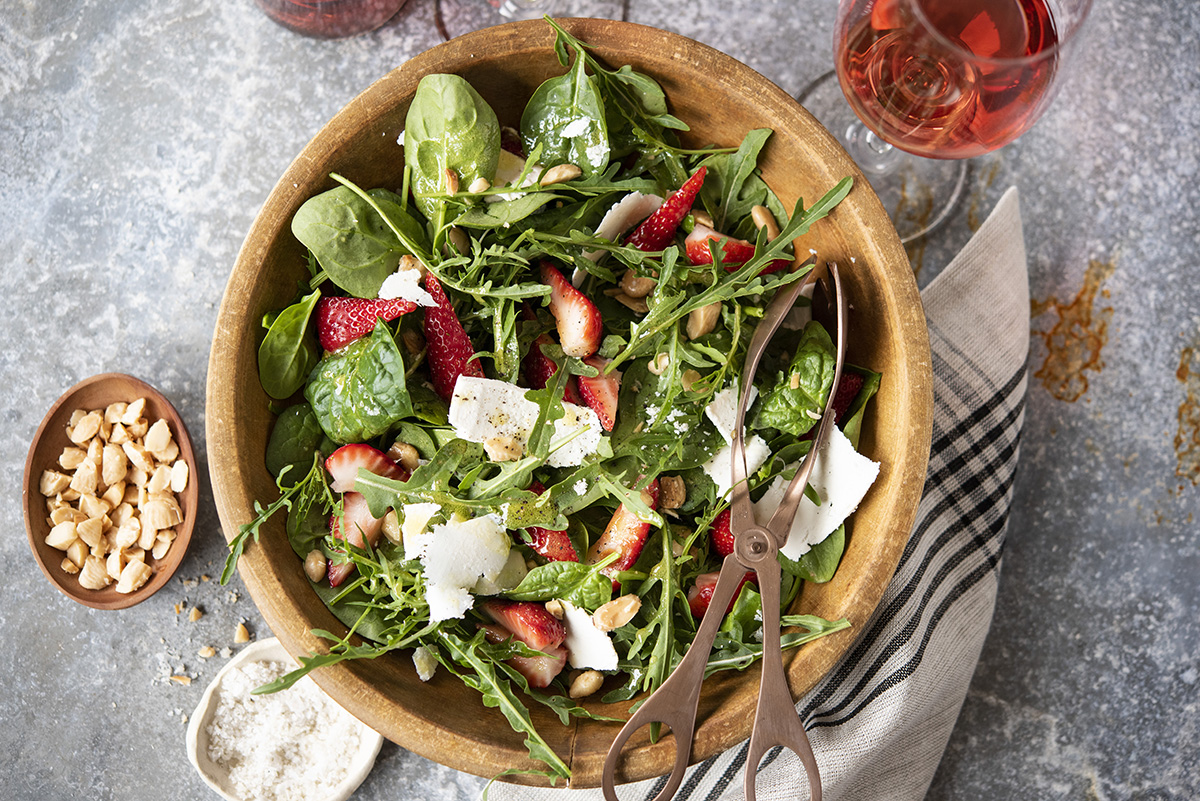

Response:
(435, 0), (628, 40)
(798, 70), (968, 245)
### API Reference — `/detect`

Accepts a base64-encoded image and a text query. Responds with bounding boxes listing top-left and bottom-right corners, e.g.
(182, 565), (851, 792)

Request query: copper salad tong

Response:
(601, 259), (848, 801)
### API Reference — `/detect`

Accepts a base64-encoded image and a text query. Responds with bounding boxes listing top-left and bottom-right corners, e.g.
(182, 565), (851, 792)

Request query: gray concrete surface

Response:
(1, 0), (1197, 798)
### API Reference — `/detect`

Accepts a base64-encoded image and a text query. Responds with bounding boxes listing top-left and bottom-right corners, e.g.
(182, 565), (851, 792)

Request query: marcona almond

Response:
(483, 435), (523, 462)
(751, 204), (781, 240)
(687, 301), (722, 340)
(658, 476), (686, 511)
(620, 269), (657, 299)
(540, 163), (582, 185)
(468, 176), (491, 194)
(387, 441), (420, 472)
(592, 594), (642, 632)
(569, 670), (605, 699)
(234, 623), (251, 643)
(304, 549), (327, 582)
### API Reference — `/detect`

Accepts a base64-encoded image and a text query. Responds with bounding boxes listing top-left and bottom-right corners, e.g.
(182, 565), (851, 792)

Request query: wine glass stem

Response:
(844, 121), (903, 176)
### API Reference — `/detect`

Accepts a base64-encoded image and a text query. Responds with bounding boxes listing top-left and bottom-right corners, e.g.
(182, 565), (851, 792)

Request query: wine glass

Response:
(801, 0), (1092, 242)
(254, 0), (410, 38)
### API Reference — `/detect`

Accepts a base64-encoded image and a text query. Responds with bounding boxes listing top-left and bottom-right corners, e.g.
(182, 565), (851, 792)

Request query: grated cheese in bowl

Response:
(186, 639), (383, 801)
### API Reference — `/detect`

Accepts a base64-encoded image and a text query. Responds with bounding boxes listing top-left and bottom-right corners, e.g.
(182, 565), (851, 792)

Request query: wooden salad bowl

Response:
(206, 18), (932, 788)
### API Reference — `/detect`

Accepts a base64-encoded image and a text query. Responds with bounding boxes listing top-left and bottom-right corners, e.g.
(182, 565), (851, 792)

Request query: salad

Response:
(224, 20), (882, 781)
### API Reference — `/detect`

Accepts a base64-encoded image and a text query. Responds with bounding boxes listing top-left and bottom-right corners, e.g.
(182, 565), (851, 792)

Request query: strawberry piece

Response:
(686, 569), (757, 619)
(526, 527), (580, 562)
(685, 223), (789, 275)
(522, 481), (579, 563)
(577, 356), (621, 431)
(831, 371), (866, 424)
(800, 372), (867, 441)
(480, 624), (568, 688)
(540, 261), (602, 359)
(480, 599), (567, 652)
(326, 491), (384, 587)
(709, 508), (735, 558)
(625, 166), (707, 252)
(316, 296), (417, 352)
(500, 126), (525, 157)
(523, 333), (584, 405)
(324, 443), (408, 494)
(586, 480), (660, 585)
(423, 273), (484, 401)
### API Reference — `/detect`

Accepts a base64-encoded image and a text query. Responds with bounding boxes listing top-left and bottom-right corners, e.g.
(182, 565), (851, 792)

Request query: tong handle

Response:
(744, 557), (822, 801)
(601, 555), (749, 801)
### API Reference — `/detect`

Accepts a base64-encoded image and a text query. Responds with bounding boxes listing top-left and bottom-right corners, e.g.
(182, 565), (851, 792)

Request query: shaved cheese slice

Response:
(754, 426), (880, 559)
(704, 384), (758, 445)
(560, 600), (619, 671)
(702, 435), (772, 500)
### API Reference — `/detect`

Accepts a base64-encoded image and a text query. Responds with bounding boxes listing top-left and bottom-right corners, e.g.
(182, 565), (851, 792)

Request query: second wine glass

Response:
(803, 0), (1091, 242)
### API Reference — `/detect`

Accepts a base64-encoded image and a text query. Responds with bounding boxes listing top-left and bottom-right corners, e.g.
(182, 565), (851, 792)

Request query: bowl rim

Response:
(206, 17), (932, 787)
(23, 372), (199, 610)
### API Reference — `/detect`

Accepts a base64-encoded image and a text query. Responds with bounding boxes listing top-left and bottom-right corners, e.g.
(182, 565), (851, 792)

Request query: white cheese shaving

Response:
(559, 600), (619, 671)
(378, 267), (435, 307)
(400, 502), (442, 557)
(490, 148), (543, 202)
(448, 376), (603, 468)
(704, 384), (759, 445)
(560, 117), (591, 138)
(701, 435), (772, 500)
(753, 426), (880, 559)
(578, 191), (664, 276)
(408, 515), (510, 622)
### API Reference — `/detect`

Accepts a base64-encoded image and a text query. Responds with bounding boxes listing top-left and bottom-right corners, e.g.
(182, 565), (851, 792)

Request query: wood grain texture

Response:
(205, 18), (932, 788)
(23, 373), (198, 610)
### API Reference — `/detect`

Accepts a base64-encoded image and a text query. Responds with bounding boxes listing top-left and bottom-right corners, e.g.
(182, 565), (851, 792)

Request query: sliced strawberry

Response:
(831, 371), (866, 425)
(523, 333), (584, 404)
(526, 526), (579, 562)
(586, 480), (660, 586)
(324, 443), (408, 494)
(423, 273), (484, 401)
(480, 624), (567, 688)
(316, 296), (417, 352)
(480, 599), (567, 652)
(800, 371), (867, 441)
(500, 126), (525, 157)
(577, 356), (621, 431)
(521, 481), (579, 562)
(326, 491), (385, 587)
(686, 569), (757, 619)
(709, 508), (735, 558)
(625, 166), (706, 252)
(540, 261), (602, 359)
(685, 223), (789, 275)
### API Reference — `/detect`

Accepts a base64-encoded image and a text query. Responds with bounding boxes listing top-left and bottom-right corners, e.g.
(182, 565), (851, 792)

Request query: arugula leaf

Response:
(754, 321), (836, 437)
(306, 320), (413, 444)
(440, 631), (571, 781)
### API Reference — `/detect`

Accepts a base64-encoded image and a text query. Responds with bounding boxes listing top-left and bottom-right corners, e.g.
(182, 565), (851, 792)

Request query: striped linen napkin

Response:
(491, 187), (1030, 801)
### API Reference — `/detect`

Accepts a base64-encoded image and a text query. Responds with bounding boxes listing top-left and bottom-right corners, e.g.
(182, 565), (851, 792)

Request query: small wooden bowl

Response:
(23, 373), (198, 610)
(208, 19), (933, 788)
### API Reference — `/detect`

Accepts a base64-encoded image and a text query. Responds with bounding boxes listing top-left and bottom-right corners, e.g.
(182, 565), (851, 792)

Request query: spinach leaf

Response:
(404, 74), (500, 223)
(258, 289), (321, 400)
(779, 525), (845, 583)
(753, 321), (836, 437)
(504, 561), (614, 610)
(265, 403), (325, 482)
(291, 187), (427, 299)
(521, 50), (610, 177)
(306, 320), (413, 444)
(841, 368), (882, 448)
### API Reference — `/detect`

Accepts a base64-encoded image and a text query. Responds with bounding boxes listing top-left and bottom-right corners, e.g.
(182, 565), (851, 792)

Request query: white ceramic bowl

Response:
(186, 638), (384, 801)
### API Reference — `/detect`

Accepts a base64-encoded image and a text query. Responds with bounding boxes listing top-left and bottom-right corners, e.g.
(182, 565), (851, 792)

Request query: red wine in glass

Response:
(835, 0), (1066, 159)
(255, 0), (408, 39)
